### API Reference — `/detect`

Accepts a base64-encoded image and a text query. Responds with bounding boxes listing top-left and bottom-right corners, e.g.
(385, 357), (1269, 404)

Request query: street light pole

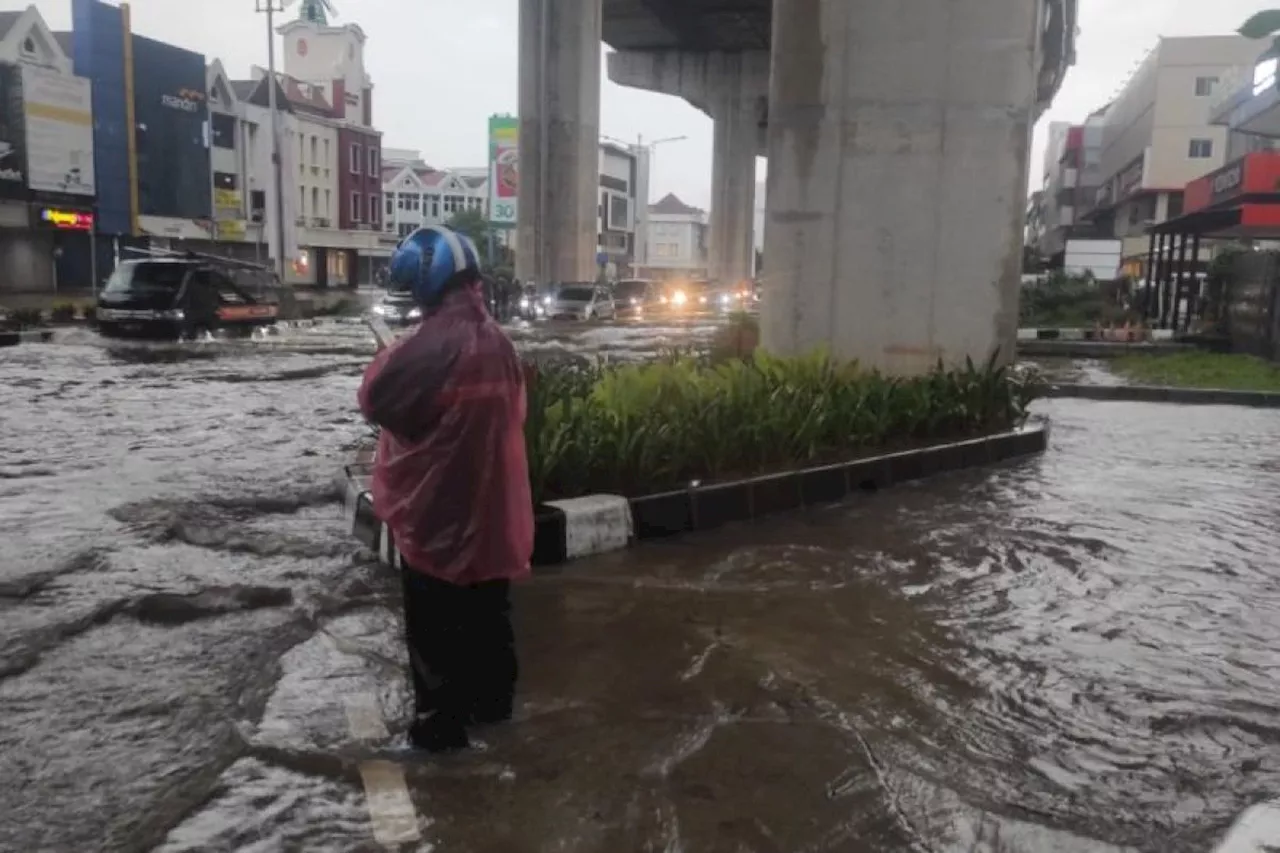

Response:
(255, 0), (287, 281)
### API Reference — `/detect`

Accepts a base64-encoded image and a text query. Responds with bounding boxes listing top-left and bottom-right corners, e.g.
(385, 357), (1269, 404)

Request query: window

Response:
(310, 135), (318, 167)
(350, 142), (362, 174)
(398, 222), (415, 237)
(213, 171), (237, 191)
(325, 189), (331, 218)
(385, 195), (393, 217)
(1194, 76), (1218, 97)
(369, 194), (379, 224)
(299, 186), (306, 215)
(250, 190), (266, 222)
(324, 139), (331, 173)
(368, 146), (378, 175)
(350, 191), (362, 222)
(211, 113), (236, 149)
(1189, 138), (1214, 158)
(311, 187), (319, 220)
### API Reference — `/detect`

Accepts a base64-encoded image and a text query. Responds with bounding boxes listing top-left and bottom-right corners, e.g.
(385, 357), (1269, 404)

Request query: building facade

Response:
(638, 193), (707, 281)
(380, 149), (487, 239)
(1035, 105), (1112, 263)
(596, 141), (649, 278)
(1085, 35), (1262, 270)
(0, 5), (97, 293)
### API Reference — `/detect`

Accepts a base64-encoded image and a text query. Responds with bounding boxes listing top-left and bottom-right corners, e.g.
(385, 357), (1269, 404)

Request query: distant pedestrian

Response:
(358, 224), (533, 753)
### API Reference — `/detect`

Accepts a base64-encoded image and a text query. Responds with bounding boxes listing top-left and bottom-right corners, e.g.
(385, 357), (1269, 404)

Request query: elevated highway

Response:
(519, 0), (1077, 373)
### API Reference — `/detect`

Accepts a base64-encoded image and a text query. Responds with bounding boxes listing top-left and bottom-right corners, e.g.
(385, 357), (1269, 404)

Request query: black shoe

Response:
(409, 714), (469, 753)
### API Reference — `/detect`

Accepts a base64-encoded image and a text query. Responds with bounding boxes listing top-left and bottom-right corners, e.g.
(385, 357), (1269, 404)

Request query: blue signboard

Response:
(131, 35), (210, 221)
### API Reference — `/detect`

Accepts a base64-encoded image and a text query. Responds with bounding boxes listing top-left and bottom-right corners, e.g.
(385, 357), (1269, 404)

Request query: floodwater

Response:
(2, 325), (1278, 853)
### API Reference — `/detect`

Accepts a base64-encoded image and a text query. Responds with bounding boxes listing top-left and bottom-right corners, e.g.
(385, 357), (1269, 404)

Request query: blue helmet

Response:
(388, 225), (481, 304)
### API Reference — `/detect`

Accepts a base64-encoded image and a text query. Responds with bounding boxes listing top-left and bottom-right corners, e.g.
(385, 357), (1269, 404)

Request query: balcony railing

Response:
(310, 217), (331, 228)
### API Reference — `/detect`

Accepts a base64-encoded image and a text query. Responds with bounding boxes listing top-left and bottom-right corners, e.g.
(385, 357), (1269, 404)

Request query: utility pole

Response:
(255, 0), (287, 281)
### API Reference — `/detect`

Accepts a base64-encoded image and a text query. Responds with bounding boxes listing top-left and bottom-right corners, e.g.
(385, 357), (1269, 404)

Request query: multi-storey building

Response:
(0, 4), (97, 293)
(1084, 35), (1262, 271)
(379, 149), (487, 239)
(597, 141), (647, 277)
(1035, 105), (1113, 264)
(638, 193), (707, 281)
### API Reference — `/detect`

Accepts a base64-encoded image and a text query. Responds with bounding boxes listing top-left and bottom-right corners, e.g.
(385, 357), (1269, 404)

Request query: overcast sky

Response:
(27, 0), (1274, 209)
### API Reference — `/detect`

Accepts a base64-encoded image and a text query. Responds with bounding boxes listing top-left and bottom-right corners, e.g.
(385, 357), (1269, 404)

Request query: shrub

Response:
(524, 350), (1038, 505)
(7, 308), (44, 329)
(709, 312), (759, 362)
(50, 302), (78, 323)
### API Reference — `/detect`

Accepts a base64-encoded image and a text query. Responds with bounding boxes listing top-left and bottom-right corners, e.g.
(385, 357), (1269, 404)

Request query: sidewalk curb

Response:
(338, 424), (1050, 569)
(1044, 383), (1280, 408)
(0, 329), (55, 347)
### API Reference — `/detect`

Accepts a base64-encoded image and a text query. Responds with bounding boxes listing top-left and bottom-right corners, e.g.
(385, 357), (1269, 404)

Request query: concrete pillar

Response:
(708, 87), (758, 286)
(762, 0), (1039, 374)
(516, 0), (601, 284)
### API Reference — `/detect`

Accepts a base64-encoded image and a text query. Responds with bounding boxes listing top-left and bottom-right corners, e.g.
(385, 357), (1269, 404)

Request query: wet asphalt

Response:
(1, 318), (1278, 853)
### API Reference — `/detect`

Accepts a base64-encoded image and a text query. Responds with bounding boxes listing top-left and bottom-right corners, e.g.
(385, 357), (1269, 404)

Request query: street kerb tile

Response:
(692, 481), (751, 531)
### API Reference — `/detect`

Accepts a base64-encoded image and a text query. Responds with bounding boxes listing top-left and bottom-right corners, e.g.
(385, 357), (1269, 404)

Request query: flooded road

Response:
(2, 326), (1278, 852)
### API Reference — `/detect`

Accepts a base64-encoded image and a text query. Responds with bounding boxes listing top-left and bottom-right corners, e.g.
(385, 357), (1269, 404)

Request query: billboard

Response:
(21, 66), (95, 195)
(131, 34), (210, 220)
(488, 115), (518, 226)
(0, 64), (26, 197)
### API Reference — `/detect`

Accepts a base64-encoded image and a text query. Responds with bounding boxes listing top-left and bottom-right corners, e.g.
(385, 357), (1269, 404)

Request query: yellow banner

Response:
(216, 220), (246, 240)
(214, 188), (242, 209)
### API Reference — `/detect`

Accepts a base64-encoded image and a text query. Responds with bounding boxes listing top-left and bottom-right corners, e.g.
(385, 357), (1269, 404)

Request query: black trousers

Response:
(401, 568), (517, 726)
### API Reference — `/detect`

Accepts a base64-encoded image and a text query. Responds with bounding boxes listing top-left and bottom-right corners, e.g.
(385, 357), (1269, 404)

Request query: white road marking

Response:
(343, 693), (421, 848)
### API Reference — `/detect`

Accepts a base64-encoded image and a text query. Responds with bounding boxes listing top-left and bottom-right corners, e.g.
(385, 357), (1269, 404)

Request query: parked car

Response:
(96, 254), (280, 340)
(545, 283), (616, 320)
(370, 287), (421, 325)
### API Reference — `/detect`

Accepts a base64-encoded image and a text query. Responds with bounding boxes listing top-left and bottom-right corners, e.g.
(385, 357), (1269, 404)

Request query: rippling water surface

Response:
(2, 328), (1278, 852)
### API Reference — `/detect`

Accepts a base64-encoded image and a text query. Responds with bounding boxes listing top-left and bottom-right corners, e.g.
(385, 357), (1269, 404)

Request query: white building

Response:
(597, 141), (649, 277)
(379, 149), (487, 238)
(638, 193), (707, 281)
(1086, 35), (1262, 269)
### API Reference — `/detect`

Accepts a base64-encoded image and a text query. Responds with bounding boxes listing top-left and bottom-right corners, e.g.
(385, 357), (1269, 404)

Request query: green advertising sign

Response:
(488, 115), (518, 227)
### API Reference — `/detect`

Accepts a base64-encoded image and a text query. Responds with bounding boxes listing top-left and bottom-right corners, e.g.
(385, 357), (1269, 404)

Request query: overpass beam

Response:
(762, 0), (1039, 374)
(517, 0), (601, 284)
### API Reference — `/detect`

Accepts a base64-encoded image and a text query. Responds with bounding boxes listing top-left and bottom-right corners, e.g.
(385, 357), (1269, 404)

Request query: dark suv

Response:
(96, 258), (280, 340)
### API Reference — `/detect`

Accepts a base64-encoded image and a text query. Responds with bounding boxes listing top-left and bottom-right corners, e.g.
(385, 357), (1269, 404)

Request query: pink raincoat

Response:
(357, 287), (533, 585)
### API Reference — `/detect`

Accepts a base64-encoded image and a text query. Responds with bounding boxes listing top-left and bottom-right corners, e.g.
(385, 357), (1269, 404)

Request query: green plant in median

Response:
(50, 302), (78, 323)
(523, 350), (1038, 505)
(1113, 352), (1280, 392)
(6, 308), (44, 329)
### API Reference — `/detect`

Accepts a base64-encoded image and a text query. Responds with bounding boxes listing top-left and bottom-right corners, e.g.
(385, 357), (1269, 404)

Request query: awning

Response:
(1150, 201), (1280, 238)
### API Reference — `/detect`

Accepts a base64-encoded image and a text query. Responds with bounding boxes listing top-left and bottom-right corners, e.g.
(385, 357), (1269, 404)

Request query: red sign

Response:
(1184, 151), (1280, 213)
(40, 208), (93, 230)
(217, 304), (278, 322)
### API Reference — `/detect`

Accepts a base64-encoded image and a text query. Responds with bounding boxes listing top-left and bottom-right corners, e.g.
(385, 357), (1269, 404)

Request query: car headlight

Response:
(543, 295), (553, 306)
(407, 307), (421, 320)
(373, 304), (392, 316)
(659, 295), (668, 304)
(519, 297), (530, 309)
(629, 297), (638, 306)
(672, 291), (687, 306)
(720, 294), (731, 305)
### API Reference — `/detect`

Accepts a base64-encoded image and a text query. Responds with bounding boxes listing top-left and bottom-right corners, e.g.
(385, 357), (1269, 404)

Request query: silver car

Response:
(546, 284), (616, 320)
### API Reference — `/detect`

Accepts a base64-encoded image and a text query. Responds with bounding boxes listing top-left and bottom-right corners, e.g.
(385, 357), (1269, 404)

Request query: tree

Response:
(445, 208), (490, 249)
(445, 208), (511, 271)
(1239, 11), (1280, 39)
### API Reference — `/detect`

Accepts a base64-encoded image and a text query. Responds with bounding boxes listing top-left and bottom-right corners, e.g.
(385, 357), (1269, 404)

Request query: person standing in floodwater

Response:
(357, 224), (534, 753)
